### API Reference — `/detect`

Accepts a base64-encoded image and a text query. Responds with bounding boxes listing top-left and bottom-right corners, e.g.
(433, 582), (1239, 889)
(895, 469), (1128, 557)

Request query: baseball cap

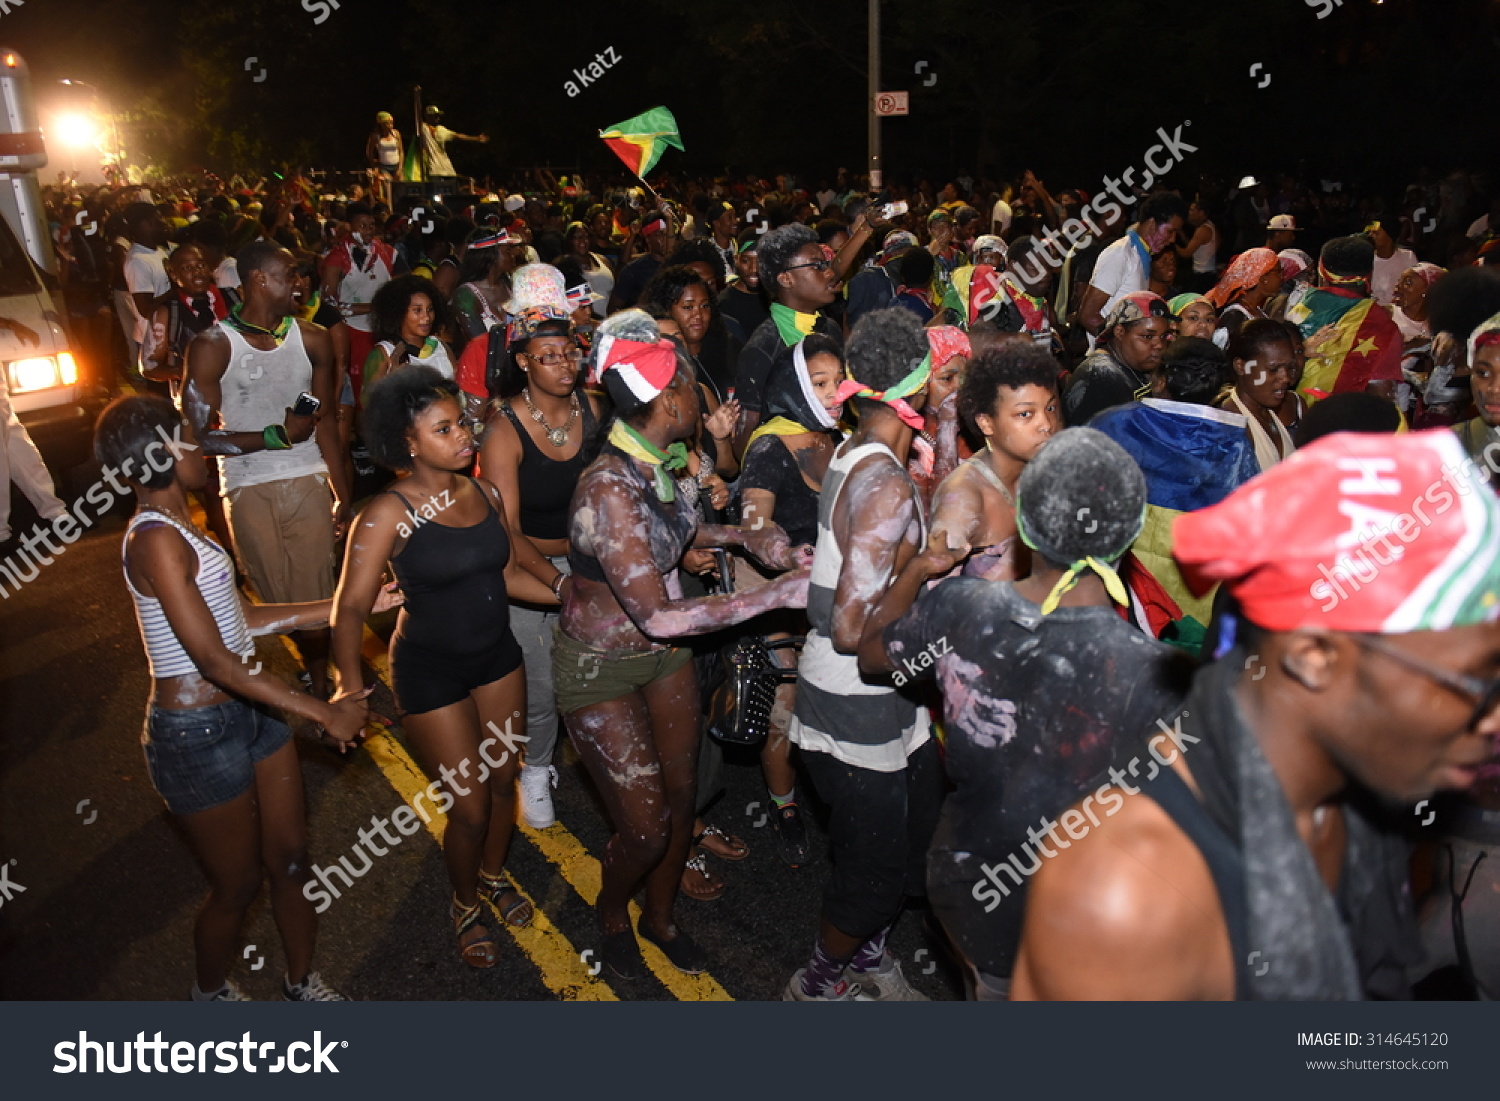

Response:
(424, 105), (442, 117)
(1267, 214), (1300, 232)
(1238, 176), (1260, 190)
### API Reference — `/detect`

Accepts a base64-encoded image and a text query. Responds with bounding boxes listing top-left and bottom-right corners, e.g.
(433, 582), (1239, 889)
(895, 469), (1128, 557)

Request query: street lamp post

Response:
(867, 0), (881, 192)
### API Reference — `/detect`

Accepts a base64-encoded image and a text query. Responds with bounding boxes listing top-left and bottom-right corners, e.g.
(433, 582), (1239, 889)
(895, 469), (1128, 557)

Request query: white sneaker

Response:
(844, 952), (929, 1001)
(519, 763), (559, 828)
(192, 980), (251, 1002)
(782, 968), (871, 1001)
(282, 971), (349, 1001)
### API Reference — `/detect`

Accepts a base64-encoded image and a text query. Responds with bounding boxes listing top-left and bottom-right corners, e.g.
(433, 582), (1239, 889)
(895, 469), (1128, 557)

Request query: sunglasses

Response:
(523, 349), (581, 367)
(784, 258), (832, 274)
(1354, 634), (1500, 730)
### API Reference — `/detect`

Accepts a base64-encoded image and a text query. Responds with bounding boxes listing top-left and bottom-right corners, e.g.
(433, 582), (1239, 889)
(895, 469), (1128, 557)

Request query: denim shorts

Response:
(141, 699), (291, 815)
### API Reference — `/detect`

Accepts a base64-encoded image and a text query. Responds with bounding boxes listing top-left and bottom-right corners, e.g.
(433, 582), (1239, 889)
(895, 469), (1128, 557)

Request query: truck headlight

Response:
(8, 355), (64, 393)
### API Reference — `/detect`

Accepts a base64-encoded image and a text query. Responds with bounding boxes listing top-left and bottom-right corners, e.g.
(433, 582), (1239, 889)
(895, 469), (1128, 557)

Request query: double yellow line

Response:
(282, 627), (732, 1001)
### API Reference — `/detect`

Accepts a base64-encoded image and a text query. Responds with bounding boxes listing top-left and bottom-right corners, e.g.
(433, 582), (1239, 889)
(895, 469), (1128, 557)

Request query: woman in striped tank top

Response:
(99, 395), (401, 1002)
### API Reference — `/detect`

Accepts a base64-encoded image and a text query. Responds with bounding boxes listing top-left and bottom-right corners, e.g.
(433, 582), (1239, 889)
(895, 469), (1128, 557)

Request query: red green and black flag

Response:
(599, 107), (684, 179)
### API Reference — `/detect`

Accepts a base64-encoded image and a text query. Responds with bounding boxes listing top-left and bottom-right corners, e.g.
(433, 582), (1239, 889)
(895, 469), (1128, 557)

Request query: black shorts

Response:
(390, 631), (524, 715)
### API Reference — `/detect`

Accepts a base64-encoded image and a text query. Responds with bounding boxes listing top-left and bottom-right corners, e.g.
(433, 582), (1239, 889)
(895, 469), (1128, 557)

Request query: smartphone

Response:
(880, 201), (909, 219)
(293, 391), (321, 417)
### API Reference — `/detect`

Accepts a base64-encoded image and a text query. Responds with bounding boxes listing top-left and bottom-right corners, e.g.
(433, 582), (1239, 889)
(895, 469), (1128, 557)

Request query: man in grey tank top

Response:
(183, 241), (351, 698)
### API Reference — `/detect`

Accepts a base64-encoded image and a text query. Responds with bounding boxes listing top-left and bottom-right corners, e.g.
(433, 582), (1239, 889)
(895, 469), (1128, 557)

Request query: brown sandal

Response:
(695, 823), (749, 862)
(478, 869), (534, 928)
(451, 895), (499, 968)
(680, 849), (725, 902)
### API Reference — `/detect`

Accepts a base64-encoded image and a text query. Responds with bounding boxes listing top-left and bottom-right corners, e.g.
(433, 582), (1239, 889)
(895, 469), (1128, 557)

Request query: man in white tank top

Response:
(184, 240), (350, 697)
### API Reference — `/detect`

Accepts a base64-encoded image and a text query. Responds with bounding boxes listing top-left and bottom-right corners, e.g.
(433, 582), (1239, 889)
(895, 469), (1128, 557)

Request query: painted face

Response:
(519, 334), (580, 397)
(805, 351), (845, 419)
(402, 293), (435, 342)
(979, 382), (1058, 462)
(1114, 316), (1173, 372)
(1175, 300), (1217, 340)
(671, 282), (713, 345)
(408, 395), (475, 472)
(927, 356), (966, 411)
(1470, 342), (1500, 428)
(256, 251), (297, 316)
(1235, 338), (1294, 411)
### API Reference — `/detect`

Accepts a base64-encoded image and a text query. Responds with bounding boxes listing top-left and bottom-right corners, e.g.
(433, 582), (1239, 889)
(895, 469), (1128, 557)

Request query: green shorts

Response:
(551, 626), (693, 714)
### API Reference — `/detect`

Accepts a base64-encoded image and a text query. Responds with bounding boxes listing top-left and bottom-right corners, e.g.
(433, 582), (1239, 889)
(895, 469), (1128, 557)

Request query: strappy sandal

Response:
(478, 869), (534, 928)
(694, 823), (749, 862)
(680, 849), (725, 902)
(451, 895), (499, 968)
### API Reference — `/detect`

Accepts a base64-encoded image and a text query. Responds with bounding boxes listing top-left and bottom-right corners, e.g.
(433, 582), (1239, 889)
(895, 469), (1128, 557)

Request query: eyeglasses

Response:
(784, 258), (832, 274)
(1353, 634), (1500, 730)
(524, 349), (581, 366)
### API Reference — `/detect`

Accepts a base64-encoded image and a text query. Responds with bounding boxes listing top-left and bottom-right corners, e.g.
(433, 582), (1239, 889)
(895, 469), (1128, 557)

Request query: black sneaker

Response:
(600, 930), (648, 981)
(638, 922), (710, 974)
(772, 801), (810, 867)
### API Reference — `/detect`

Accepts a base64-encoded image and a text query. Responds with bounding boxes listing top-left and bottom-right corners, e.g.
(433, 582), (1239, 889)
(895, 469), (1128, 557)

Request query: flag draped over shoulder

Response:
(1090, 399), (1261, 654)
(1289, 287), (1402, 400)
(599, 107), (684, 178)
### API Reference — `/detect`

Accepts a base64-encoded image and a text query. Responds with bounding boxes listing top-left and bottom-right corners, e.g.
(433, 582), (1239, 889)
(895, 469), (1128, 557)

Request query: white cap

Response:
(1238, 175), (1259, 189)
(1266, 214), (1300, 232)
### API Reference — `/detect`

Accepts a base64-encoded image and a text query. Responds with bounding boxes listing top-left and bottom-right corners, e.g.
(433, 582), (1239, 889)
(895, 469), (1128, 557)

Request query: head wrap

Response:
(1173, 429), (1500, 633)
(927, 326), (971, 369)
(760, 339), (841, 434)
(833, 351), (932, 431)
(1013, 428), (1147, 615)
(1408, 262), (1446, 289)
(1207, 247), (1281, 309)
(1103, 290), (1173, 334)
(971, 234), (1006, 260)
(640, 212), (668, 237)
(878, 231), (919, 266)
(1468, 309), (1500, 366)
(586, 309), (660, 385)
(1278, 248), (1314, 282)
(376, 111), (394, 123)
(1168, 292), (1214, 317)
(597, 335), (680, 404)
(467, 227), (522, 251)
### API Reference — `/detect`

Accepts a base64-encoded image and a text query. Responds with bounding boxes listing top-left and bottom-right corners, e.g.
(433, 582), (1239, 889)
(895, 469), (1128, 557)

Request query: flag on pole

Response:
(401, 87), (425, 182)
(599, 107), (684, 178)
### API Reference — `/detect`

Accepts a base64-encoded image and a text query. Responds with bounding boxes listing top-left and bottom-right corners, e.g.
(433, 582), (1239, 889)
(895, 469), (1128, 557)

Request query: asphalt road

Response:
(0, 475), (965, 1002)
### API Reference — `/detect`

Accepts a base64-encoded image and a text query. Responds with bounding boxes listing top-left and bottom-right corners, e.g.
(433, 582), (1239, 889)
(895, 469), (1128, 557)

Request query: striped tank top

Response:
(123, 510), (254, 679)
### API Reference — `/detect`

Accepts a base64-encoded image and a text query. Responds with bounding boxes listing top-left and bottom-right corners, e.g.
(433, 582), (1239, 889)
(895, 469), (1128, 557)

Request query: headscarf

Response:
(971, 234), (1007, 260)
(878, 230), (919, 266)
(1407, 262), (1446, 289)
(1103, 290), (1172, 334)
(1468, 309), (1500, 366)
(597, 335), (679, 404)
(1207, 247), (1280, 309)
(1168, 292), (1213, 318)
(833, 350), (932, 430)
(1278, 248), (1314, 282)
(752, 339), (842, 447)
(1174, 429), (1500, 632)
(927, 326), (971, 369)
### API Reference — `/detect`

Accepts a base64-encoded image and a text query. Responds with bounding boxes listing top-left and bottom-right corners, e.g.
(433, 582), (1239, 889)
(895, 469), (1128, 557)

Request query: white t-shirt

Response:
(1089, 234), (1148, 318)
(991, 199), (1013, 235)
(123, 243), (171, 344)
(1371, 247), (1417, 307)
(216, 257), (240, 290)
(421, 124), (457, 177)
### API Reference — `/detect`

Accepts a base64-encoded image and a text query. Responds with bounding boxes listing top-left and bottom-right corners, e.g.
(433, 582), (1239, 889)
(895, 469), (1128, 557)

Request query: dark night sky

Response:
(0, 0), (1494, 193)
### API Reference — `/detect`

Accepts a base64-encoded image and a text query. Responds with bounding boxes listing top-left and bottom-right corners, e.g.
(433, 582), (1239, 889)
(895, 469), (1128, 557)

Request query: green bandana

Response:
(770, 302), (820, 347)
(609, 421), (690, 503)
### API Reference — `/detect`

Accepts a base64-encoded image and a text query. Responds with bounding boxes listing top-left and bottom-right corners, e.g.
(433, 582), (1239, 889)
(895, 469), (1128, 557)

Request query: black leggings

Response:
(802, 737), (944, 941)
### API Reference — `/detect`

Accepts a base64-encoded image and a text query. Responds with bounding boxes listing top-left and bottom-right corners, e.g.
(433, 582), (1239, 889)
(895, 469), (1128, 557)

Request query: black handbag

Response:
(701, 550), (803, 746)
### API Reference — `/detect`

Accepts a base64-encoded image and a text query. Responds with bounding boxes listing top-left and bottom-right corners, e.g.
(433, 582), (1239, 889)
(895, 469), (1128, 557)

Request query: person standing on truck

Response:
(0, 317), (69, 550)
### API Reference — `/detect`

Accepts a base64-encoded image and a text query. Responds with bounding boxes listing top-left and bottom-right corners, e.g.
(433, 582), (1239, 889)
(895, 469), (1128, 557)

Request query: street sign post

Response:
(874, 91), (909, 116)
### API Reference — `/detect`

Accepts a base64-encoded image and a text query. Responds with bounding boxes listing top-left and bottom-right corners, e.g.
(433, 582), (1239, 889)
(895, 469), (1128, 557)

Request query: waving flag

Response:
(599, 107), (684, 178)
(1090, 399), (1261, 653)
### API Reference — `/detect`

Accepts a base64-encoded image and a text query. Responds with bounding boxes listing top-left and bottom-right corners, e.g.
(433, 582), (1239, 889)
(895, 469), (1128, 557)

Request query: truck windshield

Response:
(0, 214), (43, 297)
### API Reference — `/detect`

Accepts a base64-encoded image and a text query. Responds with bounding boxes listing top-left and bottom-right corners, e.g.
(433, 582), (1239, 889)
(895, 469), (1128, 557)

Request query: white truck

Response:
(0, 47), (106, 485)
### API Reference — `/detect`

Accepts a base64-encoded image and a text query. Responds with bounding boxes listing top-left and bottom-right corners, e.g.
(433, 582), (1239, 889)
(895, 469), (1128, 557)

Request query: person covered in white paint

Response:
(858, 427), (1191, 999)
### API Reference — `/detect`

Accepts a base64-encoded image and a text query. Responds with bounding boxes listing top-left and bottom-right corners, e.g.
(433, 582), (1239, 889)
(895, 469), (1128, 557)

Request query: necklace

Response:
(139, 503), (204, 537)
(522, 388), (579, 448)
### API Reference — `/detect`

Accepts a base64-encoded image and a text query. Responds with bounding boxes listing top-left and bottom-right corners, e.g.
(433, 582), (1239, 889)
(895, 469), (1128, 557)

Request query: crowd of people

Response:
(51, 139), (1500, 1001)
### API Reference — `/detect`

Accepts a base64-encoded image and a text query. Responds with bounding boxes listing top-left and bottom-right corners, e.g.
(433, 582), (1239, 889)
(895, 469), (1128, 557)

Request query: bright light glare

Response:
(8, 356), (62, 393)
(53, 113), (99, 150)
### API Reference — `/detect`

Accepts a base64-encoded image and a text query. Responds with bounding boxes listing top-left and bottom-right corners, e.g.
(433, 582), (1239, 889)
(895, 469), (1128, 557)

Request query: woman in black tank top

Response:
(332, 368), (566, 970)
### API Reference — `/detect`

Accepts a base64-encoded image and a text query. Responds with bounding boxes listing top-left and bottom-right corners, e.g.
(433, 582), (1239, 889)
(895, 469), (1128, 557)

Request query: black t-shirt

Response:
(612, 254), (661, 310)
(884, 579), (1192, 978)
(733, 313), (842, 419)
(1062, 347), (1151, 427)
(739, 434), (823, 546)
(718, 282), (770, 342)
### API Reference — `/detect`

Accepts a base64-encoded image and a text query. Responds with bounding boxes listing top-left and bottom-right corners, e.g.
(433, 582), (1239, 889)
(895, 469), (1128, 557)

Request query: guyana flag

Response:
(1289, 287), (1403, 401)
(599, 107), (684, 178)
(1090, 399), (1261, 655)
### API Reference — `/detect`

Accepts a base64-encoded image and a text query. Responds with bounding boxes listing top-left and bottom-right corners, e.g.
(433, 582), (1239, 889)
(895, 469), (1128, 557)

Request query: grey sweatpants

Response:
(509, 554), (569, 768)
